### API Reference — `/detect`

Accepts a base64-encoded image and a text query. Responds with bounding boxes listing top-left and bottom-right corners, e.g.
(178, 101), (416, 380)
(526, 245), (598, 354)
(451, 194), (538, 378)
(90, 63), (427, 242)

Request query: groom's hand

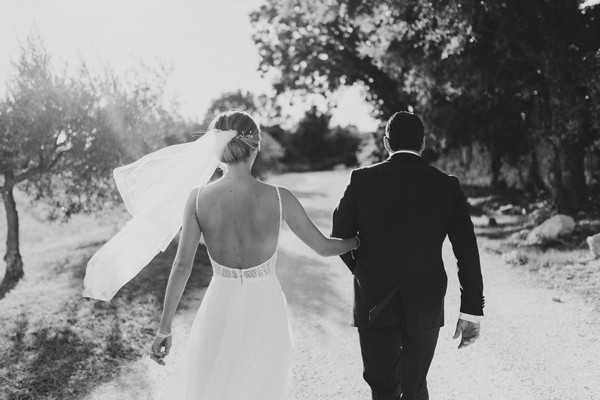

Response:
(453, 318), (480, 349)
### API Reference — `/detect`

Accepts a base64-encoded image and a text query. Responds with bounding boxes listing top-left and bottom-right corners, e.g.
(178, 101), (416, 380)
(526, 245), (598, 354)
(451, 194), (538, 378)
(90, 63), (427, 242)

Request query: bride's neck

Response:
(223, 163), (253, 180)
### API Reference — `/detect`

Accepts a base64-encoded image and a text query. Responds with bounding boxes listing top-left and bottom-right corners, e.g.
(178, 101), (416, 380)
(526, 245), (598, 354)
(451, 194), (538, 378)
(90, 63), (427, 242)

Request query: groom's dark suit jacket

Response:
(332, 152), (484, 332)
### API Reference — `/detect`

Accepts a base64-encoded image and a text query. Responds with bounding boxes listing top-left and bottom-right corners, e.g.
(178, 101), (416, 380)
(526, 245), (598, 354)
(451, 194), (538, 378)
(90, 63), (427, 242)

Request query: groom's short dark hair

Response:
(385, 111), (424, 152)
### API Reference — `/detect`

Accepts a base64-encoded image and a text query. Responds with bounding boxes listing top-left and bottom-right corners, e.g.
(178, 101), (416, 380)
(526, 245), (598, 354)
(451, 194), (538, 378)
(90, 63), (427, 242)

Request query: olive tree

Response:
(0, 37), (182, 295)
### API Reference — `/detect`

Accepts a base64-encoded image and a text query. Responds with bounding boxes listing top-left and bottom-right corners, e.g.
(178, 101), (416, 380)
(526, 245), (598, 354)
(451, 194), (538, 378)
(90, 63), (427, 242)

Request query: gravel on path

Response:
(85, 170), (600, 400)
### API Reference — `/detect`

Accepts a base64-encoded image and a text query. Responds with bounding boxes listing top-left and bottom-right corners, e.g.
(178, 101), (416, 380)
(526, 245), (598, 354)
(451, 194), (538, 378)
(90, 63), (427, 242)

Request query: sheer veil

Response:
(83, 129), (237, 301)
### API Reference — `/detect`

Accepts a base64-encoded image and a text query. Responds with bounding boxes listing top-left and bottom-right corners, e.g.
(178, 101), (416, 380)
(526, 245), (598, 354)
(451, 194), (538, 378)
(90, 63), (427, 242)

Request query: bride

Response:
(145, 111), (358, 399)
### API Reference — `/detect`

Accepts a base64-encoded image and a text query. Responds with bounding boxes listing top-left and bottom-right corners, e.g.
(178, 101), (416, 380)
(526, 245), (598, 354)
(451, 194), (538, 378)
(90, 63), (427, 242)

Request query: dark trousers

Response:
(358, 325), (440, 400)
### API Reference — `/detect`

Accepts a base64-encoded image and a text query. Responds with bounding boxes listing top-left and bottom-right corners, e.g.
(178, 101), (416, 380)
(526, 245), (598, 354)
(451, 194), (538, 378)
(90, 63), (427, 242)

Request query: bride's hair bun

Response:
(210, 111), (260, 164)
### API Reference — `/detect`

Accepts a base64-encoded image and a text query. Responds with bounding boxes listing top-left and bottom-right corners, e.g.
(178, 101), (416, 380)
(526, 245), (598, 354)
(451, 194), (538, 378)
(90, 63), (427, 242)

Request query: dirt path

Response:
(86, 170), (600, 400)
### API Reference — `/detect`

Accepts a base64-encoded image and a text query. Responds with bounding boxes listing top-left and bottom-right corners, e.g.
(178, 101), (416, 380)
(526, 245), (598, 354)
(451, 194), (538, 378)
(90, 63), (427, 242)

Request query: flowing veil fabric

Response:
(83, 129), (237, 301)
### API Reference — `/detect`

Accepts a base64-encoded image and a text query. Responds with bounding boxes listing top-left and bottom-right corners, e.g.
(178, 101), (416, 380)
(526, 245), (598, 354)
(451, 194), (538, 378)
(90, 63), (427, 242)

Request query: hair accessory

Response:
(235, 135), (260, 149)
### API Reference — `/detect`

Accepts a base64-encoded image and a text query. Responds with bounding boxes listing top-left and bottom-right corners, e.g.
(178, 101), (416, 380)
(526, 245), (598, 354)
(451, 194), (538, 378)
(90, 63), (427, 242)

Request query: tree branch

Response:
(13, 165), (43, 183)
(47, 150), (65, 170)
(13, 148), (67, 184)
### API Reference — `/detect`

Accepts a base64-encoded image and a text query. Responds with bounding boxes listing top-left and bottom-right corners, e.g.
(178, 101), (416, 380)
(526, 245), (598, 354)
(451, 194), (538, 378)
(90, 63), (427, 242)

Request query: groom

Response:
(332, 112), (484, 400)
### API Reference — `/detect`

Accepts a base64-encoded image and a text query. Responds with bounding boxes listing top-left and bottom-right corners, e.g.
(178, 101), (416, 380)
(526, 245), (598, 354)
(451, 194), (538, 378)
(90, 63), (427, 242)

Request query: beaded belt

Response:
(212, 263), (273, 280)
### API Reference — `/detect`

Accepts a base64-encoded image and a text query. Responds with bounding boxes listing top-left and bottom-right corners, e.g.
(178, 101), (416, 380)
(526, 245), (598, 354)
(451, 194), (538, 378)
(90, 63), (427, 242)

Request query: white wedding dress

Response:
(180, 186), (293, 400)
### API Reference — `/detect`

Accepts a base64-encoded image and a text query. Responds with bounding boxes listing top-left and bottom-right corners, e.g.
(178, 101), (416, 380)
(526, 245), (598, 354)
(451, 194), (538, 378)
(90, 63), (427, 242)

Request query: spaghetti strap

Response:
(273, 186), (283, 251)
(194, 187), (202, 228)
(275, 186), (283, 230)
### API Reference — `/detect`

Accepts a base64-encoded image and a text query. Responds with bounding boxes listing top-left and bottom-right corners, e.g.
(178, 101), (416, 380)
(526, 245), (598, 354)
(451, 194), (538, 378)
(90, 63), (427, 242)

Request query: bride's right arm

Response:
(280, 187), (358, 257)
(157, 188), (202, 335)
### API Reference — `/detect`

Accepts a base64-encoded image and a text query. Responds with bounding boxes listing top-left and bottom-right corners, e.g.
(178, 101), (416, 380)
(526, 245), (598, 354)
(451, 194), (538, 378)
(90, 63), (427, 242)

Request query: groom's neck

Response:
(389, 148), (422, 157)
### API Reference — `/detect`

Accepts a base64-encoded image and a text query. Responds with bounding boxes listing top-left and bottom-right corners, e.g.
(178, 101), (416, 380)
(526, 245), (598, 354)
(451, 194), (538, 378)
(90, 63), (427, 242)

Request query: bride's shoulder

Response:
(189, 183), (219, 206)
(254, 181), (287, 196)
(269, 185), (300, 211)
(254, 182), (295, 205)
(264, 183), (292, 197)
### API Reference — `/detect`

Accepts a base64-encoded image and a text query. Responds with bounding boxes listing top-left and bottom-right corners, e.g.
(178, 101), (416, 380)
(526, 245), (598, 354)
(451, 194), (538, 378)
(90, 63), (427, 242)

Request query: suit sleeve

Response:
(447, 176), (484, 316)
(332, 170), (359, 272)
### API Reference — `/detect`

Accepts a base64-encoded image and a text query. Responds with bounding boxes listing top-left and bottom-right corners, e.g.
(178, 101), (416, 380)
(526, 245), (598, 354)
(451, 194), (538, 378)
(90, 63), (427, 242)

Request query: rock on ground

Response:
(526, 214), (576, 245)
(587, 233), (600, 258)
(502, 249), (529, 266)
(528, 208), (552, 225)
(508, 229), (529, 244)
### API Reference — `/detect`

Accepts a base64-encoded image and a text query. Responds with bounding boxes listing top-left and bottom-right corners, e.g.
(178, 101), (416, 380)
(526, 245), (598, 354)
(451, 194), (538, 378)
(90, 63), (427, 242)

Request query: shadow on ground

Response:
(277, 249), (347, 321)
(0, 238), (213, 400)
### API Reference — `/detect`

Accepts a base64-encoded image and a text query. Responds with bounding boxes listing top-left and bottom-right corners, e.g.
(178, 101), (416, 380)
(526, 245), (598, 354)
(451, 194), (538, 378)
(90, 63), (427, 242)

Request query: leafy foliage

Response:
(0, 35), (188, 291)
(0, 38), (120, 214)
(0, 36), (186, 216)
(251, 0), (600, 211)
(276, 106), (362, 170)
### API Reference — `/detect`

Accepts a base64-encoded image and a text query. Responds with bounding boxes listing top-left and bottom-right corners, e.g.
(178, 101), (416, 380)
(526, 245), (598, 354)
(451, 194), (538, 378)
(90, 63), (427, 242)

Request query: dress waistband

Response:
(212, 262), (274, 279)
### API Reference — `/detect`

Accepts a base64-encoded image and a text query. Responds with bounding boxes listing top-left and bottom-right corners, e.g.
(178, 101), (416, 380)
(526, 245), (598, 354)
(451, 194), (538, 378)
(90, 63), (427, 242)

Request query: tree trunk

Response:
(489, 144), (504, 191)
(559, 141), (587, 213)
(525, 146), (545, 195)
(550, 141), (587, 214)
(1, 183), (24, 297)
(549, 145), (569, 213)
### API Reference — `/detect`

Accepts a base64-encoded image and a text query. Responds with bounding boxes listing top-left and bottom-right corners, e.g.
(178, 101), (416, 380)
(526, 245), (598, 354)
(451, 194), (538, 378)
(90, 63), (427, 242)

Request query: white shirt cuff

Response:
(459, 313), (482, 323)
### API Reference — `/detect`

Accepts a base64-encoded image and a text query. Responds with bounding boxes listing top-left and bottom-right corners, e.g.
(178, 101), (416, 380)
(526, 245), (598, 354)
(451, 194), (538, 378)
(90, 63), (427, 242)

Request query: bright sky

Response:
(0, 0), (379, 131)
(582, 0), (600, 7)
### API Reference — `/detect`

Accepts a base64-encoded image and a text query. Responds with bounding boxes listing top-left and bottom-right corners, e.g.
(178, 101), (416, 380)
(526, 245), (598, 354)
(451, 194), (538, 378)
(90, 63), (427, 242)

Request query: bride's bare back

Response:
(153, 111), (358, 375)
(195, 178), (281, 269)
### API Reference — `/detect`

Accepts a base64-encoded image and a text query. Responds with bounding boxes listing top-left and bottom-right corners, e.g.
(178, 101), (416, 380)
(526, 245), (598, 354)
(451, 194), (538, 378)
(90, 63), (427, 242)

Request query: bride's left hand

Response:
(150, 333), (172, 365)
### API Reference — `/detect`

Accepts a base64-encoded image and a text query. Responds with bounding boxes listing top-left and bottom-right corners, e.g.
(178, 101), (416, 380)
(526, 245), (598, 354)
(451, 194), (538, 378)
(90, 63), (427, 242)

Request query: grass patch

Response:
(0, 200), (212, 400)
